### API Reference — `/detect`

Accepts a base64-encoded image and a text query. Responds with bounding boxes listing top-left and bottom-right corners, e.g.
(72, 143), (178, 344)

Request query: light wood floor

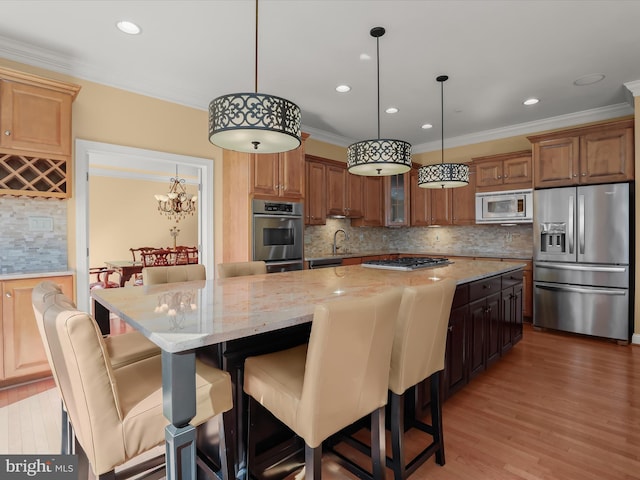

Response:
(2, 324), (639, 480)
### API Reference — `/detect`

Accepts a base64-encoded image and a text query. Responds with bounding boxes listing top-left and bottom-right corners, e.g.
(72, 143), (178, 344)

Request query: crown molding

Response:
(412, 102), (634, 154)
(299, 125), (353, 148)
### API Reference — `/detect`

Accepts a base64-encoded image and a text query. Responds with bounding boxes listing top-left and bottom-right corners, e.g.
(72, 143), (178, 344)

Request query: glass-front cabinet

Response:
(384, 172), (410, 226)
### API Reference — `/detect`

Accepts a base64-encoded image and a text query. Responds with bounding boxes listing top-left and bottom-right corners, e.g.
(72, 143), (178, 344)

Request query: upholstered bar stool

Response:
(243, 288), (404, 480)
(217, 260), (266, 278)
(32, 281), (161, 455)
(142, 263), (206, 285)
(36, 291), (234, 480)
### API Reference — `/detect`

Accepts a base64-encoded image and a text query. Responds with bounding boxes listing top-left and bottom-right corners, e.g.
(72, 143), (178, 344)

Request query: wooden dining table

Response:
(91, 259), (525, 480)
(104, 260), (143, 287)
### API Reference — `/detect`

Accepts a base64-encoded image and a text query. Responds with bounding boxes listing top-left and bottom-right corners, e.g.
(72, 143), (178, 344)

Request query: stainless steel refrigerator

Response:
(533, 183), (632, 341)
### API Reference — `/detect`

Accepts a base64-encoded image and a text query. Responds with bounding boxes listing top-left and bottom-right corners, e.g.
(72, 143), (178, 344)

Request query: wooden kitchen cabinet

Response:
(529, 118), (634, 188)
(351, 176), (384, 227)
(251, 139), (307, 200)
(501, 270), (523, 353)
(1, 275), (73, 385)
(443, 285), (469, 398)
(304, 157), (326, 225)
(468, 276), (501, 379)
(326, 164), (363, 218)
(473, 151), (532, 192)
(0, 67), (80, 198)
(410, 168), (430, 226)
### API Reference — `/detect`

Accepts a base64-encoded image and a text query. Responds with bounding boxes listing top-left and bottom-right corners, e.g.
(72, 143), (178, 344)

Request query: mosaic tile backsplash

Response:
(0, 196), (68, 274)
(305, 218), (533, 259)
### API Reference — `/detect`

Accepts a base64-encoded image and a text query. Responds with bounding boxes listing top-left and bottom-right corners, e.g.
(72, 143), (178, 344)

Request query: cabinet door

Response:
(523, 265), (533, 318)
(353, 176), (383, 226)
(250, 153), (280, 197)
(325, 165), (346, 216)
(503, 154), (532, 186)
(305, 161), (326, 225)
(468, 298), (486, 379)
(345, 172), (363, 218)
(444, 303), (468, 398)
(533, 136), (579, 188)
(0, 80), (73, 156)
(485, 292), (501, 367)
(384, 173), (409, 226)
(501, 286), (514, 353)
(2, 275), (73, 382)
(580, 126), (634, 183)
(452, 166), (476, 225)
(430, 188), (452, 225)
(410, 169), (431, 226)
(475, 160), (503, 188)
(280, 148), (304, 200)
(512, 283), (523, 343)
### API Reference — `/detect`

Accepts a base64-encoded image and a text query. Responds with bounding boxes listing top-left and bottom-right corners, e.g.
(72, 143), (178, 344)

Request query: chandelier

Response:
(154, 169), (197, 223)
(154, 290), (198, 331)
(418, 75), (469, 188)
(347, 27), (411, 176)
(208, 0), (301, 154)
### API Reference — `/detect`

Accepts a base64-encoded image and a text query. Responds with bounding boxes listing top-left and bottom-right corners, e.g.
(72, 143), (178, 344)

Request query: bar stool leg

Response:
(389, 392), (405, 480)
(371, 406), (387, 480)
(305, 444), (321, 480)
(430, 371), (445, 466)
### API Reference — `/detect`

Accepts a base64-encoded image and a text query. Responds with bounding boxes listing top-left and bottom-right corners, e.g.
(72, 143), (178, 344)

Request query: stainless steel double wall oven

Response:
(252, 199), (303, 273)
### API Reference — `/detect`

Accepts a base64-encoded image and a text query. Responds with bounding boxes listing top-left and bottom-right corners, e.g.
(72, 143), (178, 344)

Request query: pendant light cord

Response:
(376, 34), (380, 139)
(254, 0), (259, 93)
(440, 78), (444, 165)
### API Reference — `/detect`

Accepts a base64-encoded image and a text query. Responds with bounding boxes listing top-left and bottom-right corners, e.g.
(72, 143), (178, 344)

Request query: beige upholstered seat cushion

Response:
(39, 292), (232, 476)
(244, 288), (403, 448)
(217, 261), (266, 278)
(143, 264), (206, 285)
(388, 279), (456, 395)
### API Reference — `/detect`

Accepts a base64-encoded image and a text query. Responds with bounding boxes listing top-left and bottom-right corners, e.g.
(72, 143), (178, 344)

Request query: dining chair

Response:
(217, 260), (266, 278)
(141, 248), (178, 267)
(32, 281), (162, 455)
(89, 267), (122, 290)
(129, 247), (156, 285)
(243, 288), (404, 480)
(142, 264), (206, 285)
(175, 246), (199, 265)
(331, 279), (457, 480)
(36, 288), (234, 480)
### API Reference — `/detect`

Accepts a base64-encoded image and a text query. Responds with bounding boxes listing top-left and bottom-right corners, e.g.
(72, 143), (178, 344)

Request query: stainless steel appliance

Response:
(252, 199), (303, 273)
(533, 183), (632, 341)
(362, 257), (451, 271)
(475, 188), (533, 224)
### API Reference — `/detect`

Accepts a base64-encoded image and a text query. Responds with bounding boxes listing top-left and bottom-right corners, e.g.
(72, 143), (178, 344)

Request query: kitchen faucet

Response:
(333, 229), (348, 254)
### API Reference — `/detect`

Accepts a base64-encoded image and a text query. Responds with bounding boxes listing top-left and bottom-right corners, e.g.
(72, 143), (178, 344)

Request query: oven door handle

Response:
(253, 214), (302, 220)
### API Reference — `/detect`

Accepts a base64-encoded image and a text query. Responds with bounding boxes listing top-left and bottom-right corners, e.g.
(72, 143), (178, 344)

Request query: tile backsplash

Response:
(0, 196), (68, 274)
(305, 218), (533, 259)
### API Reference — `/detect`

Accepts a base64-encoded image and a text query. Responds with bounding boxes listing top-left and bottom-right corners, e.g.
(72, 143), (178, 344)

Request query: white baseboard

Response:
(632, 333), (640, 345)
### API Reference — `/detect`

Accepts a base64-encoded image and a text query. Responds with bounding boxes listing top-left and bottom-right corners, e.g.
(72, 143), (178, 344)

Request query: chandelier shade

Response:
(208, 0), (301, 154)
(418, 75), (469, 189)
(154, 172), (197, 223)
(347, 26), (411, 176)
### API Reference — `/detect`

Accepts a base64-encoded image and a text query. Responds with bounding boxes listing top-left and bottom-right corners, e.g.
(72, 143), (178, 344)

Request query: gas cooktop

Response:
(362, 257), (451, 271)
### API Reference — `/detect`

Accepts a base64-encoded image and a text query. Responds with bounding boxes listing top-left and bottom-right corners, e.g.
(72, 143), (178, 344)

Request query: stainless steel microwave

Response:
(475, 189), (533, 224)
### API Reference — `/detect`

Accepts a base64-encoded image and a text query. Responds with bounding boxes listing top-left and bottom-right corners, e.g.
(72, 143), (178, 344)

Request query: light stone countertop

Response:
(0, 270), (75, 281)
(92, 259), (525, 354)
(305, 251), (532, 261)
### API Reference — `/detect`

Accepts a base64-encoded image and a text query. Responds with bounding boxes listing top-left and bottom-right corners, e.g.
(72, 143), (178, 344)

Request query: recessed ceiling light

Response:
(421, 123), (433, 129)
(574, 73), (605, 86)
(335, 85), (351, 93)
(523, 98), (539, 106)
(360, 53), (371, 61)
(385, 107), (398, 114)
(116, 20), (141, 35)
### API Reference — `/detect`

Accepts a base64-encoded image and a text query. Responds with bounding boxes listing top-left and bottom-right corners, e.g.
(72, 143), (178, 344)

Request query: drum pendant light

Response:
(347, 27), (411, 176)
(208, 0), (301, 154)
(418, 75), (469, 188)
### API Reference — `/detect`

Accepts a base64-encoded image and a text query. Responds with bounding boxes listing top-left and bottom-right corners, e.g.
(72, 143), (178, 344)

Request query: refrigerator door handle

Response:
(578, 194), (585, 255)
(568, 195), (574, 254)
(534, 262), (627, 273)
(535, 283), (626, 296)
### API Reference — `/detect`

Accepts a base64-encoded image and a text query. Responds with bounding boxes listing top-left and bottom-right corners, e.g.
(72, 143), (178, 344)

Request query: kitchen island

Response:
(92, 259), (525, 480)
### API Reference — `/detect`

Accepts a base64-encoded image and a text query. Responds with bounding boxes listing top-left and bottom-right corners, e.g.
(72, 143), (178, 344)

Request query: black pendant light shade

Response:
(347, 27), (412, 176)
(418, 75), (469, 188)
(208, 0), (301, 154)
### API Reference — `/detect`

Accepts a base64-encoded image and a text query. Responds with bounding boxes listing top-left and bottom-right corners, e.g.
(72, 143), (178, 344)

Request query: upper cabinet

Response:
(251, 133), (309, 201)
(473, 151), (532, 192)
(384, 173), (410, 226)
(326, 163), (363, 218)
(0, 67), (80, 198)
(528, 119), (634, 188)
(304, 156), (326, 225)
(352, 176), (384, 227)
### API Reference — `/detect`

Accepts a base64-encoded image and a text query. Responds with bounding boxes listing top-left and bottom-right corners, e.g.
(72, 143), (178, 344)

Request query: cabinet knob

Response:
(3, 130), (10, 136)
(573, 174), (578, 177)
(448, 325), (453, 332)
(5, 292), (11, 298)
(581, 173), (587, 176)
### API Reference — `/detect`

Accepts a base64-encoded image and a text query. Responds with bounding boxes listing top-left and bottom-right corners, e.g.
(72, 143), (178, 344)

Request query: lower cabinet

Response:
(1, 275), (74, 385)
(418, 270), (524, 415)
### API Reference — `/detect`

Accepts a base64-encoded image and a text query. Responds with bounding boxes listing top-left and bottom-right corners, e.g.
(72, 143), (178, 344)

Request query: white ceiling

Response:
(1, 0), (639, 154)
